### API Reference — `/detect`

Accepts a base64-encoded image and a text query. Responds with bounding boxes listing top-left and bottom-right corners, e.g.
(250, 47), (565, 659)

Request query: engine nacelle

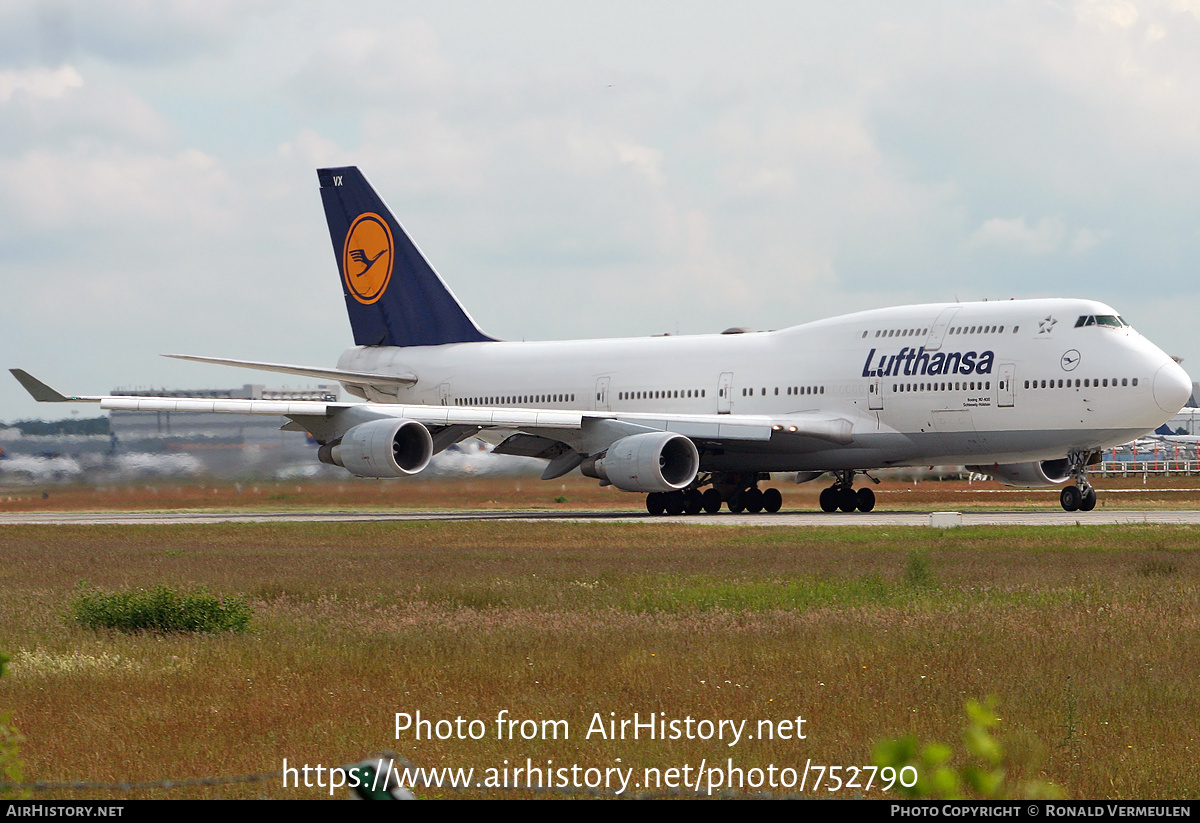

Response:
(581, 432), (699, 492)
(967, 459), (1071, 487)
(318, 418), (433, 478)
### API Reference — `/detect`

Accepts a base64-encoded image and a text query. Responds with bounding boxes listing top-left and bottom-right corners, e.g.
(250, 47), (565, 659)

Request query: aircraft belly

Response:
(698, 424), (1156, 473)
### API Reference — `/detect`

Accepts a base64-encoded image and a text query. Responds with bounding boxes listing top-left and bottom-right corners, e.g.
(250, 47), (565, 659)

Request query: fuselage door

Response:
(718, 372), (733, 414)
(924, 307), (960, 351)
(997, 364), (1015, 408)
(869, 377), (883, 410)
(595, 376), (611, 411)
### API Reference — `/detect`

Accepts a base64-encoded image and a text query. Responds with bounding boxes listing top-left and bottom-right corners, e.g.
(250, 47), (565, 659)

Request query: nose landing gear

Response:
(1059, 451), (1098, 512)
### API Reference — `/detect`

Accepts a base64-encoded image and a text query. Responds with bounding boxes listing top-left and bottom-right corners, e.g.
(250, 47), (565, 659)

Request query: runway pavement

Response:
(4, 508), (1200, 526)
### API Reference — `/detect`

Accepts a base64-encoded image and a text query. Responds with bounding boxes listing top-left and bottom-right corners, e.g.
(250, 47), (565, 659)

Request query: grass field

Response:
(2, 509), (1198, 799)
(3, 472), (1200, 513)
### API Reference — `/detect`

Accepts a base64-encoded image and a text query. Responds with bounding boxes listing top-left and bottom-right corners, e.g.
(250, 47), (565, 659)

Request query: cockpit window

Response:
(1074, 315), (1126, 328)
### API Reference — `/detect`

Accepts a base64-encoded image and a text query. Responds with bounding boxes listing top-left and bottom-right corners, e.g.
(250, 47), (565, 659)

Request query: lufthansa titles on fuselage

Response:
(861, 346), (996, 379)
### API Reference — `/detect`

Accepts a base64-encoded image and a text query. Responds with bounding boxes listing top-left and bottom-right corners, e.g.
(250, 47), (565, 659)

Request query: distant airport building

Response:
(1166, 405), (1199, 436)
(105, 383), (340, 477)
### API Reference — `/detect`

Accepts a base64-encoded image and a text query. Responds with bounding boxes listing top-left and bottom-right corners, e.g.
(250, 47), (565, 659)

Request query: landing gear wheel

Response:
(744, 487), (764, 513)
(683, 489), (704, 515)
(727, 492), (745, 514)
(664, 490), (686, 516)
(838, 488), (858, 513)
(1060, 486), (1081, 512)
(762, 487), (783, 513)
(1080, 487), (1097, 512)
(646, 492), (665, 516)
(819, 487), (839, 513)
(1065, 450), (1098, 514)
(856, 487), (875, 513)
(702, 488), (723, 514)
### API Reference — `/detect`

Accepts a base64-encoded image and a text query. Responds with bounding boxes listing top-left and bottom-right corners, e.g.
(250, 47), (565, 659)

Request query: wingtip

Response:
(9, 369), (71, 402)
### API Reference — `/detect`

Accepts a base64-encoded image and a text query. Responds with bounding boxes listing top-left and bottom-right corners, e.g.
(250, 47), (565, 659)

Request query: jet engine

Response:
(581, 431), (699, 492)
(317, 418), (433, 478)
(967, 459), (1071, 487)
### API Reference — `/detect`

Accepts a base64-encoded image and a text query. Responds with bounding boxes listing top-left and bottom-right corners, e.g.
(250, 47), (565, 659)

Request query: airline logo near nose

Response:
(343, 212), (394, 304)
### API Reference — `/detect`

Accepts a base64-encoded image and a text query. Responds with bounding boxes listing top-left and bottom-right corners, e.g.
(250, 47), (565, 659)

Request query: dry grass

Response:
(3, 473), (1200, 514)
(1, 520), (1198, 799)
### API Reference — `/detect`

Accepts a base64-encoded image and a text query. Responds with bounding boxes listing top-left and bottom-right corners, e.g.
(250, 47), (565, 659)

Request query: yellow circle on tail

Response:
(342, 213), (394, 304)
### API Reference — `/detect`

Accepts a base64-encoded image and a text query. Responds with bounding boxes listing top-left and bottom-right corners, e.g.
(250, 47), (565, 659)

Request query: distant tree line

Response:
(2, 417), (111, 436)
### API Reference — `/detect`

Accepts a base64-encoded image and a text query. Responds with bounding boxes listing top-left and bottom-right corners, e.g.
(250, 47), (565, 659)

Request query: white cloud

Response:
(289, 20), (454, 107)
(1170, 0), (1200, 19)
(5, 1), (1200, 419)
(1069, 227), (1107, 254)
(0, 74), (170, 154)
(0, 147), (230, 234)
(1075, 0), (1140, 28)
(0, 65), (81, 101)
(0, 0), (274, 68)
(967, 216), (1068, 256)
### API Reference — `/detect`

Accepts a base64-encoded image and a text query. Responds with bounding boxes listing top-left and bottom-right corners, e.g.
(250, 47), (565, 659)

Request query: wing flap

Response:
(101, 397), (337, 416)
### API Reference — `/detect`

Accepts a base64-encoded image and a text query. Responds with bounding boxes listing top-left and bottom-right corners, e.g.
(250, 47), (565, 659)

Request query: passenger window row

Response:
(456, 394), (576, 406)
(893, 381), (991, 393)
(861, 324), (1020, 339)
(866, 327), (929, 339)
(618, 389), (706, 401)
(740, 386), (825, 397)
(948, 324), (1012, 334)
(1025, 377), (1137, 389)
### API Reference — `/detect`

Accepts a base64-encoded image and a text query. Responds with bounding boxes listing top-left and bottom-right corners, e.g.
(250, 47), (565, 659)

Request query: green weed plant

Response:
(873, 698), (1062, 800)
(0, 652), (28, 799)
(69, 584), (252, 634)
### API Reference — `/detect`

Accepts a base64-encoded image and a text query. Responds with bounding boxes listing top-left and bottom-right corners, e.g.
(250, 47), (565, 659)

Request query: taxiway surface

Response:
(3, 509), (1200, 526)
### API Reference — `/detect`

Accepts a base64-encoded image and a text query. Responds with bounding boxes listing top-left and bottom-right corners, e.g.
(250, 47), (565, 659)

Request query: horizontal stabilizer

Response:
(163, 354), (417, 388)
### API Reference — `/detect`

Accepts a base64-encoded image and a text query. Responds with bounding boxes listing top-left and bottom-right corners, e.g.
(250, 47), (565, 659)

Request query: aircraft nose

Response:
(1153, 359), (1192, 414)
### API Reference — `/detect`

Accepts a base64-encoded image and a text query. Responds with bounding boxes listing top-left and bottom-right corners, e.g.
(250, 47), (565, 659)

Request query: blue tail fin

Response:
(317, 166), (495, 347)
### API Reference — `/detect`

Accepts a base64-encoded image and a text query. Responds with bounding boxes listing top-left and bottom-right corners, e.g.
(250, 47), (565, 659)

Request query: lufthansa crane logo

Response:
(342, 212), (394, 304)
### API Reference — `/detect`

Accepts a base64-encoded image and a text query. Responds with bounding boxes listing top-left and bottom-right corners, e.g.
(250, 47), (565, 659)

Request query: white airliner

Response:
(11, 167), (1193, 514)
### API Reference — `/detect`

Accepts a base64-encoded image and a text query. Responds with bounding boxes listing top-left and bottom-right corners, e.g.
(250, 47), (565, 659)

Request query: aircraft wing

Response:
(93, 394), (843, 443)
(12, 369), (853, 452)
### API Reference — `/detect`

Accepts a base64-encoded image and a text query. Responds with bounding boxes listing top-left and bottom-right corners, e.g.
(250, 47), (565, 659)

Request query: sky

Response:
(3, 0), (1199, 421)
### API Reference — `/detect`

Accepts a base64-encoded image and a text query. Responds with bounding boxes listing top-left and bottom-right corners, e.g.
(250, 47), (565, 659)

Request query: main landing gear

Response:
(1059, 451), (1098, 512)
(644, 473), (783, 515)
(818, 470), (876, 513)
